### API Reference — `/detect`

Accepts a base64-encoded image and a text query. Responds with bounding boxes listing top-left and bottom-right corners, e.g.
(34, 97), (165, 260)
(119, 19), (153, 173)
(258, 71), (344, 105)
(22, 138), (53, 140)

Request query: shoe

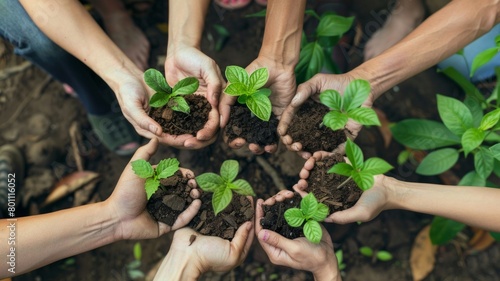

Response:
(87, 111), (141, 156)
(214, 0), (252, 10)
(0, 144), (25, 218)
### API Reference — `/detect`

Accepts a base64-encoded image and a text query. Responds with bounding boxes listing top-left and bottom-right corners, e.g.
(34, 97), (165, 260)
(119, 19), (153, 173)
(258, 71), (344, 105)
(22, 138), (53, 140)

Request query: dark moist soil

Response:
(260, 192), (305, 239)
(306, 153), (361, 214)
(149, 94), (211, 136)
(287, 99), (347, 153)
(146, 170), (194, 226)
(188, 192), (254, 240)
(225, 103), (279, 146)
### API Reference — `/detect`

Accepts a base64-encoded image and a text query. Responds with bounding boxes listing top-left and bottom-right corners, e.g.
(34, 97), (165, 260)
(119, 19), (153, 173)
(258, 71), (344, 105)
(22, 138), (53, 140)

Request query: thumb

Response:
(257, 229), (294, 251)
(129, 138), (159, 162)
(127, 105), (163, 138)
(326, 205), (369, 224)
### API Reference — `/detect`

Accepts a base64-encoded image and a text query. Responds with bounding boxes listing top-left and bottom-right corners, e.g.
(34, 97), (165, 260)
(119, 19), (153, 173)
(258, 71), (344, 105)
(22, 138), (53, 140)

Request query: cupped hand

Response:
(163, 45), (223, 149)
(219, 56), (296, 154)
(294, 151), (389, 224)
(105, 138), (201, 241)
(278, 73), (369, 159)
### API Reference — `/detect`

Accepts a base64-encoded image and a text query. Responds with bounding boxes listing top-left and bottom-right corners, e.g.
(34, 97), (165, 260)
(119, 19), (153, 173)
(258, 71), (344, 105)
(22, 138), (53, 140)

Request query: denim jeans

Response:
(0, 0), (113, 115)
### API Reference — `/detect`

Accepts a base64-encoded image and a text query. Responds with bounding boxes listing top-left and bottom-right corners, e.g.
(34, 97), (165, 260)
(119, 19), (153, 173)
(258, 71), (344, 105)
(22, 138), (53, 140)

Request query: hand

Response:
(294, 151), (389, 224)
(104, 138), (201, 240)
(278, 73), (372, 159)
(164, 45), (223, 149)
(219, 56), (296, 154)
(255, 197), (340, 281)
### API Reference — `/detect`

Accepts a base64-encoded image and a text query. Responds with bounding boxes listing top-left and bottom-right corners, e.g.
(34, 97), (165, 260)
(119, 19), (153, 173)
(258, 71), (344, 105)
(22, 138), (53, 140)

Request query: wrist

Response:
(382, 176), (406, 210)
(157, 248), (202, 281)
(312, 264), (342, 281)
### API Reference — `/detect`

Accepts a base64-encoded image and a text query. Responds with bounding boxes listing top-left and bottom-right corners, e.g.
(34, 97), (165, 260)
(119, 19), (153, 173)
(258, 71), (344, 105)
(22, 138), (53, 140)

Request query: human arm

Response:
(0, 139), (201, 278)
(164, 0), (222, 149)
(255, 196), (341, 281)
(220, 0), (306, 154)
(153, 222), (254, 281)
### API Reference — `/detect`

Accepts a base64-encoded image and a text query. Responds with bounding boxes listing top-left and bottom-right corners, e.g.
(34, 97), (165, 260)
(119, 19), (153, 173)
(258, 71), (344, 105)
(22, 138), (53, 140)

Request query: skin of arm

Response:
(0, 139), (201, 278)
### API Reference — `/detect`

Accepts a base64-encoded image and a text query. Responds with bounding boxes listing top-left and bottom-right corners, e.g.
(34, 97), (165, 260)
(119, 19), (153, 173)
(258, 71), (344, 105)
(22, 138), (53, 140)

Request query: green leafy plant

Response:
(470, 35), (500, 77)
(131, 158), (180, 200)
(335, 249), (347, 271)
(224, 66), (272, 121)
(359, 246), (393, 262)
(144, 68), (199, 114)
(284, 193), (329, 244)
(320, 79), (381, 131)
(328, 139), (393, 191)
(126, 242), (145, 280)
(196, 160), (256, 215)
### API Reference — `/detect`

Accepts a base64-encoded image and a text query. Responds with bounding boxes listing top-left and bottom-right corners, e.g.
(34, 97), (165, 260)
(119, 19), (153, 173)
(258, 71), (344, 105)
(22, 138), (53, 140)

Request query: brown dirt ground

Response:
(2, 0), (499, 280)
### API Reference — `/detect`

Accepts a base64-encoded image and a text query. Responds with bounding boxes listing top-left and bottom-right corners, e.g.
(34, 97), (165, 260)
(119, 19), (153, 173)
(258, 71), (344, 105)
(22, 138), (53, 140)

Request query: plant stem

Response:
(337, 176), (352, 189)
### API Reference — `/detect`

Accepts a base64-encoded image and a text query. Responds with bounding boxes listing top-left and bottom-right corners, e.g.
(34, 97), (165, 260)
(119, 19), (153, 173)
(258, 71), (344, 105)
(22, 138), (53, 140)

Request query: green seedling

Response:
(359, 246), (393, 262)
(320, 79), (380, 131)
(144, 68), (199, 114)
(335, 249), (347, 271)
(284, 193), (329, 244)
(131, 158), (180, 200)
(470, 35), (500, 77)
(196, 160), (256, 216)
(329, 139), (393, 191)
(126, 242), (145, 280)
(224, 66), (272, 121)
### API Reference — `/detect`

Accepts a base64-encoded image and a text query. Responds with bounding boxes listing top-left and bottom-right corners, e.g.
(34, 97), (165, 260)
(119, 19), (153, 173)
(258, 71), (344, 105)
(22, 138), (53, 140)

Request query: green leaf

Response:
(284, 208), (305, 227)
(491, 232), (500, 241)
(342, 80), (371, 111)
(359, 246), (373, 257)
(376, 251), (393, 261)
(470, 47), (499, 77)
(295, 42), (325, 84)
(479, 108), (500, 131)
(133, 242), (142, 261)
(256, 88), (271, 97)
(246, 93), (272, 121)
(144, 68), (171, 93)
(212, 187), (233, 216)
(170, 96), (190, 114)
(224, 82), (247, 96)
(347, 107), (381, 126)
(196, 173), (224, 192)
(352, 171), (374, 191)
(319, 90), (343, 110)
(474, 147), (494, 179)
(362, 157), (393, 175)
(237, 95), (247, 104)
(430, 216), (466, 245)
(311, 203), (329, 222)
(328, 162), (353, 177)
(345, 139), (364, 169)
(245, 8), (266, 18)
(149, 92), (170, 108)
(458, 171), (486, 187)
(461, 128), (485, 156)
(156, 158), (180, 179)
(440, 67), (484, 103)
(301, 193), (319, 219)
(316, 15), (354, 37)
(303, 220), (323, 244)
(230, 179), (255, 196)
(131, 159), (154, 178)
(436, 94), (473, 135)
(323, 110), (348, 131)
(145, 178), (160, 200)
(463, 95), (483, 127)
(397, 150), (411, 165)
(494, 159), (500, 178)
(391, 119), (461, 150)
(220, 160), (239, 182)
(248, 68), (269, 91)
(416, 148), (459, 176)
(225, 65), (249, 85)
(490, 143), (500, 160)
(305, 9), (320, 20)
(172, 77), (199, 95)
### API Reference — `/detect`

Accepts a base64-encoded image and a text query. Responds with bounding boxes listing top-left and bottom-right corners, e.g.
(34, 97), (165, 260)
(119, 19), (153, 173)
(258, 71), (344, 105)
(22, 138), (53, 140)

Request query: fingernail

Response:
(261, 230), (269, 241)
(149, 124), (158, 135)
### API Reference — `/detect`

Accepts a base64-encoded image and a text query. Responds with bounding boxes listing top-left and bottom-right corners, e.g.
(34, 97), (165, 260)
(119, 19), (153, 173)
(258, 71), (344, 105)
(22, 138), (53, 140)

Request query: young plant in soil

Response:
(286, 79), (380, 154)
(145, 68), (211, 136)
(189, 160), (255, 240)
(284, 193), (329, 244)
(359, 246), (393, 263)
(224, 66), (279, 146)
(131, 158), (195, 226)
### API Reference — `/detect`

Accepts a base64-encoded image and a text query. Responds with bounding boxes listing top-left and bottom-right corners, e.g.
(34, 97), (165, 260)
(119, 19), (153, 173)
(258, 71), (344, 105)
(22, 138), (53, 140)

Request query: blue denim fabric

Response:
(0, 0), (112, 115)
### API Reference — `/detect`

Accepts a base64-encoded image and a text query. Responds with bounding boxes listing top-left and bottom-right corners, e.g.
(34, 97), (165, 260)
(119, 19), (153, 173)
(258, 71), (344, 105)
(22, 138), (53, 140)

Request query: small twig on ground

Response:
(0, 61), (32, 80)
(69, 121), (84, 172)
(256, 156), (286, 190)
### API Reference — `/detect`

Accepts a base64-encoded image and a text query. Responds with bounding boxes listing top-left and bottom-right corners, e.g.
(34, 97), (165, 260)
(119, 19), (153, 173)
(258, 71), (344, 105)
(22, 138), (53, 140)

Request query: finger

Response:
(257, 228), (294, 255)
(255, 199), (265, 234)
(292, 183), (309, 197)
(170, 199), (202, 231)
(249, 143), (265, 155)
(130, 138), (159, 162)
(297, 151), (312, 160)
(195, 107), (220, 141)
(157, 133), (191, 148)
(228, 138), (246, 149)
(264, 144), (277, 154)
(281, 135), (293, 146)
(219, 94), (236, 128)
(291, 142), (303, 152)
(125, 106), (163, 138)
(179, 167), (195, 179)
(274, 190), (295, 202)
(231, 221), (254, 262)
(202, 61), (223, 108)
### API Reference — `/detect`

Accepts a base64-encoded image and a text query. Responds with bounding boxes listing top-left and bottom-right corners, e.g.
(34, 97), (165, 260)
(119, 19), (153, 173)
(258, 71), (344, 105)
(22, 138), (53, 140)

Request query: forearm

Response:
(353, 0), (500, 99)
(259, 0), (307, 68)
(385, 177), (500, 232)
(167, 0), (210, 49)
(0, 202), (118, 277)
(153, 249), (201, 281)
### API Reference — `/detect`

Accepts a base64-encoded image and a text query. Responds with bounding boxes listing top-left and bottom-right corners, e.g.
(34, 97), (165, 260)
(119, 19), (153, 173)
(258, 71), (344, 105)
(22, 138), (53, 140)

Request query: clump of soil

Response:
(225, 104), (279, 146)
(306, 153), (361, 213)
(188, 192), (254, 240)
(149, 94), (211, 136)
(146, 170), (195, 226)
(287, 99), (347, 153)
(260, 192), (305, 239)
